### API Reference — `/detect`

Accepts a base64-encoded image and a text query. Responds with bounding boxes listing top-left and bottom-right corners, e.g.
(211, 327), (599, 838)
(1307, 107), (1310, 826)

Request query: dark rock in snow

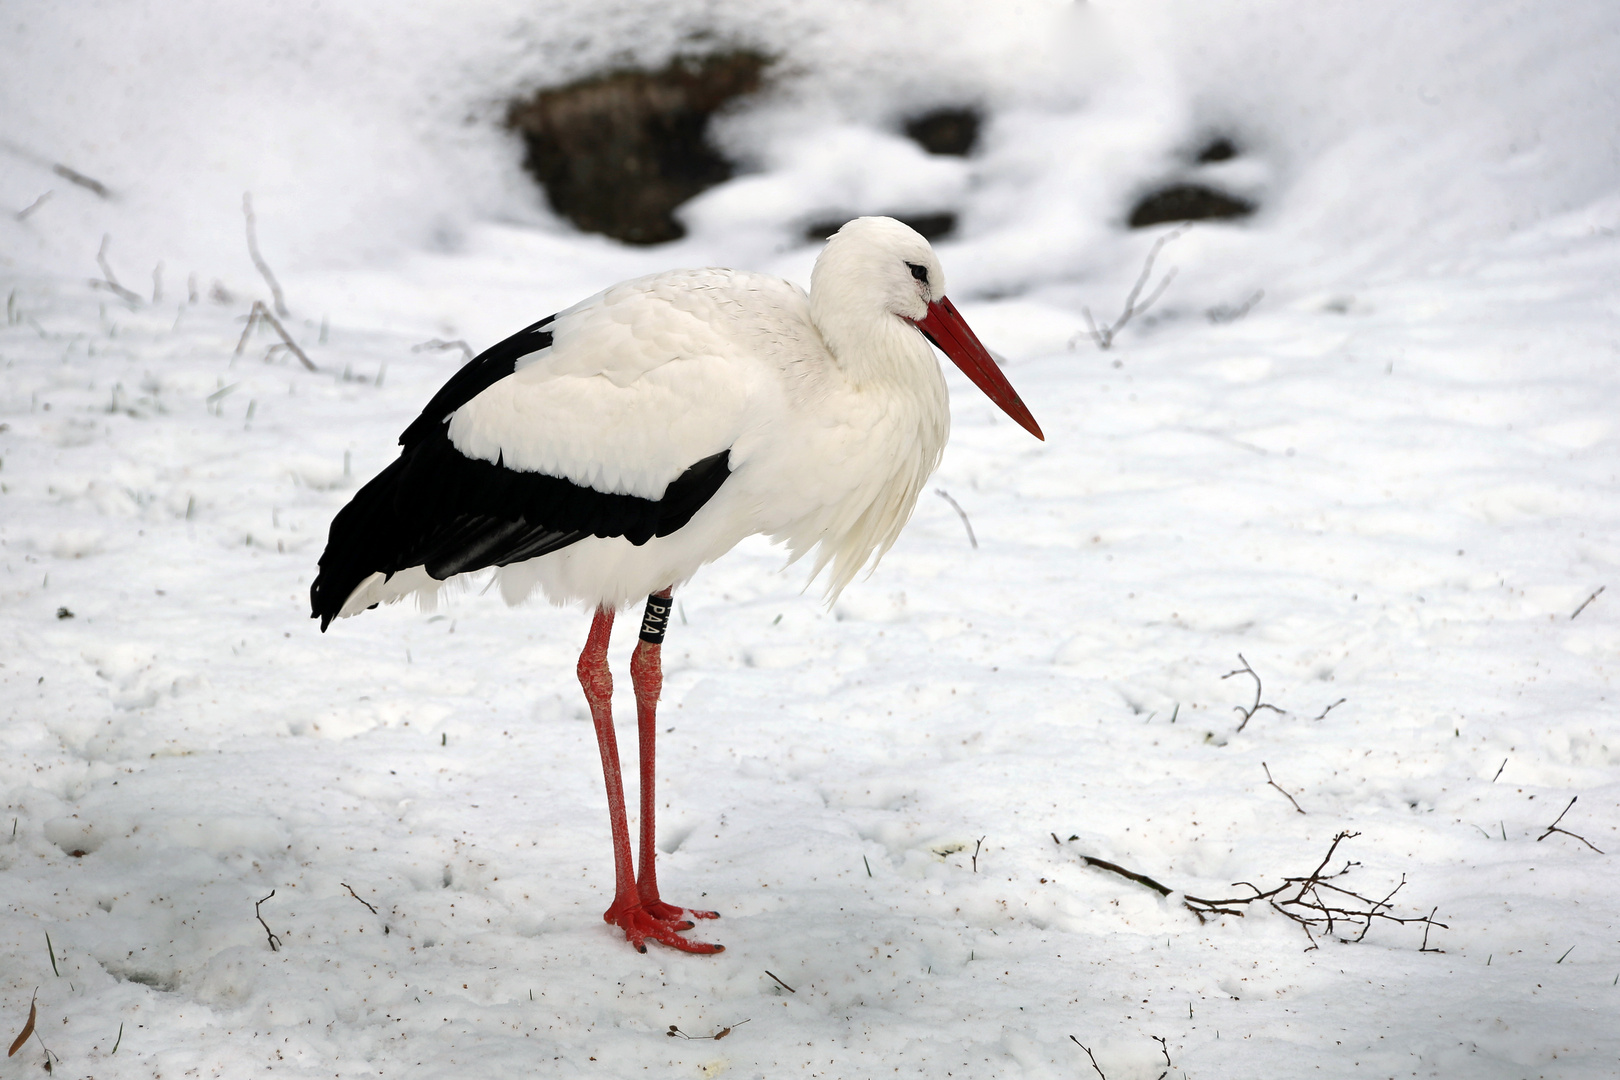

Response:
(508, 52), (769, 245)
(1128, 183), (1255, 228)
(903, 107), (982, 157)
(1195, 136), (1239, 163)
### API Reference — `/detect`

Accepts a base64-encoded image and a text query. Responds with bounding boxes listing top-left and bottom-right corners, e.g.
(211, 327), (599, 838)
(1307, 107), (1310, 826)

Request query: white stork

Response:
(312, 216), (1043, 953)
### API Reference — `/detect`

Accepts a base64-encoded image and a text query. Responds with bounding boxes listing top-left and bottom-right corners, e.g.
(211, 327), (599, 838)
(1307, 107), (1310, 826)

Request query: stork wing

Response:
(312, 269), (796, 627)
(396, 315), (556, 448)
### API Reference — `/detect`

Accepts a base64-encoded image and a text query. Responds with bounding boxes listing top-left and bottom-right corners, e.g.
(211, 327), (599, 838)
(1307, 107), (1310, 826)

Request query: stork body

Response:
(313, 217), (1041, 952)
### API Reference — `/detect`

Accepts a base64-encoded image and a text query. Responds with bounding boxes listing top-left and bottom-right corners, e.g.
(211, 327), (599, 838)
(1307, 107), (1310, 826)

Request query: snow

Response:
(3, 1), (1619, 1076)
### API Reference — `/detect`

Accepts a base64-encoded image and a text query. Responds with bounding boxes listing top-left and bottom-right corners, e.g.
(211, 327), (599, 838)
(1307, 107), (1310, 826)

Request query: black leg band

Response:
(638, 593), (673, 644)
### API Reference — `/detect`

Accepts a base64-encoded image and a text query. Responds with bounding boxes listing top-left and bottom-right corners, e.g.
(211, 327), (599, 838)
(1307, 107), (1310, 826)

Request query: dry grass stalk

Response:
(242, 193), (290, 316)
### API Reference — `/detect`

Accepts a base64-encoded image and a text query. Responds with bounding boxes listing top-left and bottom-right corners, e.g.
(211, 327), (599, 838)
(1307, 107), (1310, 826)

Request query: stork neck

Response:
(812, 303), (935, 391)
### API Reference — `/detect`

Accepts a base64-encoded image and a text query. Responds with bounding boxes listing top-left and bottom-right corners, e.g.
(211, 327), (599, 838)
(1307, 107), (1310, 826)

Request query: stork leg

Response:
(579, 602), (720, 955)
(631, 590), (721, 934)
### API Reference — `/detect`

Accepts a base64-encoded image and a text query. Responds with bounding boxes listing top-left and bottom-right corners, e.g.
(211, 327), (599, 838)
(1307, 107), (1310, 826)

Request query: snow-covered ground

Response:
(3, 2), (1619, 1077)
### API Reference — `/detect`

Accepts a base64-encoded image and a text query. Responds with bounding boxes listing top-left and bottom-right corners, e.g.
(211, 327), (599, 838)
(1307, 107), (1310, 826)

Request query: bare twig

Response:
(764, 970), (796, 993)
(90, 279), (144, 304)
(1419, 907), (1443, 953)
(1079, 855), (1173, 897)
(1223, 653), (1286, 732)
(667, 1020), (749, 1040)
(1070, 1036), (1107, 1080)
(1491, 758), (1508, 783)
(254, 890), (282, 952)
(1536, 796), (1603, 853)
(53, 163), (110, 198)
(934, 489), (978, 549)
(1075, 832), (1447, 948)
(1206, 288), (1264, 324)
(1071, 226), (1187, 350)
(412, 338), (475, 363)
(1312, 697), (1346, 721)
(234, 308), (259, 355)
(96, 235), (120, 288)
(1570, 585), (1605, 620)
(16, 191), (52, 221)
(341, 883), (378, 915)
(971, 836), (984, 873)
(242, 193), (289, 317)
(1152, 1035), (1171, 1068)
(1262, 762), (1306, 814)
(236, 301), (315, 371)
(91, 235), (143, 305)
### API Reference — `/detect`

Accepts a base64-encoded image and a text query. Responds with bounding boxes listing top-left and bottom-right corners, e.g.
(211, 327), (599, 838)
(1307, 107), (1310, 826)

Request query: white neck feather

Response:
(793, 226), (952, 600)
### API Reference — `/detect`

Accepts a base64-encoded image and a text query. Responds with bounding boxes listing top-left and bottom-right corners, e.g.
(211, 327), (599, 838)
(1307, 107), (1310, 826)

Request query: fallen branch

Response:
(1072, 226), (1187, 350)
(243, 193), (290, 317)
(254, 890), (282, 952)
(236, 301), (316, 371)
(1536, 796), (1603, 854)
(341, 882), (379, 915)
(1223, 653), (1286, 732)
(53, 163), (110, 198)
(1570, 585), (1605, 620)
(1262, 762), (1306, 814)
(1312, 697), (1346, 721)
(1072, 831), (1447, 949)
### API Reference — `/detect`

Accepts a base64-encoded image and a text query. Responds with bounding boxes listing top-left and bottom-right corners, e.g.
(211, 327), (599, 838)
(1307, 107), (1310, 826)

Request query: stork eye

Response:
(906, 262), (929, 284)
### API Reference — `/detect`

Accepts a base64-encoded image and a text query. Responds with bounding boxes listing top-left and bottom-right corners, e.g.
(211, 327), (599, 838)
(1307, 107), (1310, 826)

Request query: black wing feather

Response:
(311, 419), (732, 629)
(397, 315), (555, 448)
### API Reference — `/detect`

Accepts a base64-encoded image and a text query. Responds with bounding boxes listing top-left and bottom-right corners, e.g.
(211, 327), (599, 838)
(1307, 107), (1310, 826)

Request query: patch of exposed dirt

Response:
(508, 51), (769, 245)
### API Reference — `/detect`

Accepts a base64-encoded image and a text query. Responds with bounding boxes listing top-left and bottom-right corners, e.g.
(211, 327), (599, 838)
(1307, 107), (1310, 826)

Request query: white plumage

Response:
(332, 216), (1035, 617)
(314, 216), (1040, 953)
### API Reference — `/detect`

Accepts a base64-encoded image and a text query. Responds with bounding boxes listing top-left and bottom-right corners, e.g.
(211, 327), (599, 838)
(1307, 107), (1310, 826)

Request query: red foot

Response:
(642, 897), (721, 922)
(605, 898), (724, 954)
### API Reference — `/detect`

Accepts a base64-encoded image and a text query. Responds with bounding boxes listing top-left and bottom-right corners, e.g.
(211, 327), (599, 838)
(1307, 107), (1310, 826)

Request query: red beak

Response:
(913, 297), (1044, 440)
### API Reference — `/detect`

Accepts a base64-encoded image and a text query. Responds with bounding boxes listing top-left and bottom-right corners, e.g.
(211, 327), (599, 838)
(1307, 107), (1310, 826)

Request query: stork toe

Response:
(642, 897), (721, 921)
(606, 900), (724, 954)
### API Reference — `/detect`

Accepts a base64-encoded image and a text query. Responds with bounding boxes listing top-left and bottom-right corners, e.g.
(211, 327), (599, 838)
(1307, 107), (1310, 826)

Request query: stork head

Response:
(810, 217), (1043, 441)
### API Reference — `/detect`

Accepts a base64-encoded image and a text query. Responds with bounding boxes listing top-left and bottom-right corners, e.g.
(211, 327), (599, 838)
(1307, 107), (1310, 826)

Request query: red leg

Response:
(631, 592), (719, 929)
(579, 606), (636, 911)
(580, 602), (719, 955)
